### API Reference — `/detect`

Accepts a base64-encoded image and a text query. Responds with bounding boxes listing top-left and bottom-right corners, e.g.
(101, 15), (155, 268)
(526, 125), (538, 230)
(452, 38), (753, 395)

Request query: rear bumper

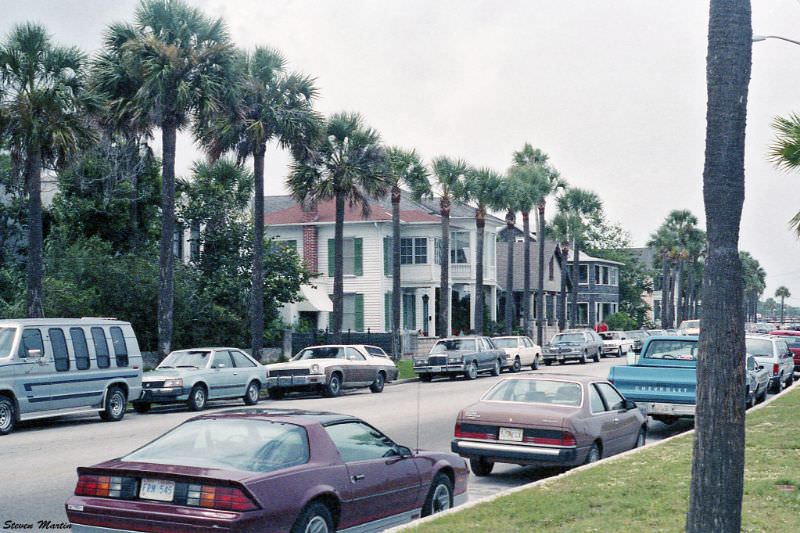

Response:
(451, 439), (581, 466)
(266, 375), (325, 388)
(639, 402), (695, 417)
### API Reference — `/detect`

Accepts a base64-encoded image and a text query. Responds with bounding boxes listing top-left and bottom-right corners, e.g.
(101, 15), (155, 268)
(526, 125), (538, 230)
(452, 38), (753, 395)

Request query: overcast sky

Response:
(3, 0), (800, 305)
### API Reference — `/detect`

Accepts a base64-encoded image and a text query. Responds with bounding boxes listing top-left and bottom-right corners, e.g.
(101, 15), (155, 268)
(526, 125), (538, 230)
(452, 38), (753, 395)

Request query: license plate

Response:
(139, 478), (175, 502)
(278, 377), (292, 386)
(499, 427), (523, 442)
(430, 366), (441, 372)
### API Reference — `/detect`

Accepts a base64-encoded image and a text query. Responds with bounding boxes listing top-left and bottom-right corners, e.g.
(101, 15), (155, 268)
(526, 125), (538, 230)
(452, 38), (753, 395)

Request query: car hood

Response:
(269, 359), (342, 370)
(460, 401), (572, 428)
(143, 368), (201, 381)
(602, 340), (621, 345)
(429, 349), (474, 356)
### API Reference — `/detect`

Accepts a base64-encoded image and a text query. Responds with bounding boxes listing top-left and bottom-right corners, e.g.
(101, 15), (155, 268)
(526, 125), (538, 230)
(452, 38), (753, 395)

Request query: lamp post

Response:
(422, 293), (430, 336)
(752, 34), (800, 46)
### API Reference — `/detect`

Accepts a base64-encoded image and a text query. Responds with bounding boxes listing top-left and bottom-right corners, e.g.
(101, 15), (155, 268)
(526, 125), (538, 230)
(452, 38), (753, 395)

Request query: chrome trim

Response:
(338, 509), (421, 533)
(641, 401), (695, 416)
(457, 437), (570, 450)
(456, 440), (564, 456)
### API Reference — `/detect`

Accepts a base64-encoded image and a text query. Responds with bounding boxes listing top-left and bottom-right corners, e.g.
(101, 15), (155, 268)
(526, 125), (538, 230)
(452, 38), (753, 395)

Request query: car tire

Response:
(464, 361), (478, 380)
(532, 355), (540, 370)
(490, 359), (501, 376)
(580, 352), (587, 365)
(243, 381), (260, 405)
(618, 347), (624, 358)
(420, 374), (433, 383)
(511, 356), (521, 373)
(422, 473), (453, 517)
(787, 373), (794, 387)
(769, 377), (782, 394)
(188, 385), (207, 411)
(322, 373), (342, 398)
(268, 387), (285, 400)
(634, 426), (647, 449)
(100, 386), (126, 422)
(0, 396), (16, 436)
(133, 401), (151, 414)
(290, 501), (334, 533)
(469, 457), (495, 477)
(544, 359), (552, 366)
(758, 386), (768, 403)
(584, 442), (602, 464)
(593, 350), (600, 363)
(369, 372), (385, 393)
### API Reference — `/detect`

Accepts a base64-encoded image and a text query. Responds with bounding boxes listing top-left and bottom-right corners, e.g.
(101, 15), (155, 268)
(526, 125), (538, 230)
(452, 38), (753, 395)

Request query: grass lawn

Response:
(410, 386), (800, 533)
(397, 359), (417, 380)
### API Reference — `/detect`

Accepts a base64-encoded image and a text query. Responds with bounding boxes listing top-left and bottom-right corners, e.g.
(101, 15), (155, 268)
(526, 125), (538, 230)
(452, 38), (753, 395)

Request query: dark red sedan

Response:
(769, 330), (800, 371)
(66, 409), (468, 533)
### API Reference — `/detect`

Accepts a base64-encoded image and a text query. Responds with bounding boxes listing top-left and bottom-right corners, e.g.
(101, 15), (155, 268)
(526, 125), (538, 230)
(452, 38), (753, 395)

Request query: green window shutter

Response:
(354, 238), (363, 276)
(355, 294), (364, 332)
(384, 237), (391, 276)
(384, 292), (392, 331)
(327, 239), (335, 277)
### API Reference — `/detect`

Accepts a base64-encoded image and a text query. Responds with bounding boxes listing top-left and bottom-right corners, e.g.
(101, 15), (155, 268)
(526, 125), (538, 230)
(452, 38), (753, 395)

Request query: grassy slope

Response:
(397, 360), (416, 380)
(412, 387), (800, 533)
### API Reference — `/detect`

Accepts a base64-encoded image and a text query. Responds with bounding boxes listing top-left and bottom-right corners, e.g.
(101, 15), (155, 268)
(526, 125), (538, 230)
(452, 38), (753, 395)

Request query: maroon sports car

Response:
(451, 374), (647, 476)
(66, 409), (468, 533)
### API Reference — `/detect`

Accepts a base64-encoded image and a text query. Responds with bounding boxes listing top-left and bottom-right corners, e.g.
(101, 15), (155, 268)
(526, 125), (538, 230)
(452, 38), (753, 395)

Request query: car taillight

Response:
(454, 421), (496, 440)
(774, 363), (780, 376)
(75, 475), (136, 499)
(186, 484), (258, 512)
(524, 432), (577, 447)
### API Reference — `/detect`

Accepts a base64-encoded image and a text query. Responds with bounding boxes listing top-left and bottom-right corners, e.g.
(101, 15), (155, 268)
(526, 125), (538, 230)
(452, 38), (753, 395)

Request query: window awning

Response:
(296, 284), (333, 312)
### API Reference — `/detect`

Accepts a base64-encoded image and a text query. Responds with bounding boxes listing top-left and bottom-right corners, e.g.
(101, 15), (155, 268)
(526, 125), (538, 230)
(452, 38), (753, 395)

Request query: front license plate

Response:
(139, 478), (175, 502)
(430, 366), (441, 372)
(278, 377), (292, 386)
(499, 427), (523, 442)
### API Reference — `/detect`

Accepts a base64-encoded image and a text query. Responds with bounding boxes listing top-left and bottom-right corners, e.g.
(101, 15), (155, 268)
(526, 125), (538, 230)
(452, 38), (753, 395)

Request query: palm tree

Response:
(496, 175), (530, 334)
(93, 0), (234, 356)
(556, 188), (602, 327)
(775, 286), (791, 325)
(288, 112), (386, 342)
(385, 147), (430, 358)
(740, 251), (765, 321)
(462, 166), (503, 334)
(548, 213), (572, 331)
(686, 1), (751, 530)
(663, 210), (700, 325)
(196, 47), (320, 360)
(0, 23), (96, 317)
(429, 157), (468, 338)
(770, 113), (800, 235)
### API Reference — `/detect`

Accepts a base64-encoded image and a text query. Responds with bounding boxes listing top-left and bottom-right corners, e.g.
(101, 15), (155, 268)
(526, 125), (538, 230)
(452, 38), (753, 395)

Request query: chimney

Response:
(302, 206), (319, 273)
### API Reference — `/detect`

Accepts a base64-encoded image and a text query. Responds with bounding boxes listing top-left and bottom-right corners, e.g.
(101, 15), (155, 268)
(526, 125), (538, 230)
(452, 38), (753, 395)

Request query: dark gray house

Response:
(569, 251), (623, 327)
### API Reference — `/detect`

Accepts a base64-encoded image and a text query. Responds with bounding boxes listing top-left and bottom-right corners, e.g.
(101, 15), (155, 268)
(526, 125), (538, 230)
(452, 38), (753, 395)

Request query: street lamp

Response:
(422, 293), (430, 336)
(753, 34), (800, 46)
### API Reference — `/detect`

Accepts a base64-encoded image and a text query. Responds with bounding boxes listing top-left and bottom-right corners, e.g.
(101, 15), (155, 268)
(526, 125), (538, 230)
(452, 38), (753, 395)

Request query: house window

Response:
(577, 303), (589, 325)
(343, 238), (355, 275)
(485, 233), (495, 265)
(548, 257), (554, 281)
(594, 265), (601, 285)
(403, 292), (416, 329)
(610, 267), (618, 286)
(173, 225), (184, 260)
(401, 238), (427, 264)
(189, 221), (200, 261)
(602, 266), (609, 285)
(451, 232), (470, 264)
(328, 238), (362, 277)
(579, 265), (589, 284)
(434, 238), (442, 265)
(414, 238), (427, 264)
(342, 294), (357, 332)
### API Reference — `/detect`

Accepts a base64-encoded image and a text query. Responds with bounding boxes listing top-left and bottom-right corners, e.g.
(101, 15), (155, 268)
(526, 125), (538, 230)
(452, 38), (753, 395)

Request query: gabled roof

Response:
(496, 238), (564, 292)
(567, 251), (625, 266)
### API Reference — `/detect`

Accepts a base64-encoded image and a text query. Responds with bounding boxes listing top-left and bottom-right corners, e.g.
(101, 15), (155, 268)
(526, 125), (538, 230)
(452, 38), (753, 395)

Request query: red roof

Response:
(266, 198), (439, 225)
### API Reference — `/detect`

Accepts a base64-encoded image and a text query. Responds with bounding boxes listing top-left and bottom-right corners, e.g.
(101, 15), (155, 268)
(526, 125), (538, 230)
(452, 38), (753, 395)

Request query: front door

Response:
(595, 382), (640, 453)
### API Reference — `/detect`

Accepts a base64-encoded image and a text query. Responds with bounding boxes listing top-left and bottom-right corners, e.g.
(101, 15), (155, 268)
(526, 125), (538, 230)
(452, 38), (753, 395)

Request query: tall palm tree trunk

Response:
(687, 266), (696, 319)
(536, 202), (546, 345)
(559, 243), (569, 331)
(474, 207), (486, 335)
(332, 191), (345, 343)
(522, 211), (531, 336)
(780, 296), (785, 324)
(157, 120), (177, 357)
(505, 211), (515, 334)
(675, 261), (684, 325)
(391, 186), (402, 359)
(687, 1), (751, 530)
(439, 198), (451, 338)
(25, 147), (44, 318)
(570, 239), (579, 327)
(250, 146), (266, 361)
(661, 254), (670, 327)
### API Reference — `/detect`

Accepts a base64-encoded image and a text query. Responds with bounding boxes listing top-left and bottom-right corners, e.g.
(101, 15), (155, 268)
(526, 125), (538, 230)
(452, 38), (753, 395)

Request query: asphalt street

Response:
(0, 357), (694, 528)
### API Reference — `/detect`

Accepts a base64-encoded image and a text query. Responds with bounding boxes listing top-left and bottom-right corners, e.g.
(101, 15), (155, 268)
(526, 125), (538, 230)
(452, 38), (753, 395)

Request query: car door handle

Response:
(613, 418), (620, 423)
(351, 474), (365, 483)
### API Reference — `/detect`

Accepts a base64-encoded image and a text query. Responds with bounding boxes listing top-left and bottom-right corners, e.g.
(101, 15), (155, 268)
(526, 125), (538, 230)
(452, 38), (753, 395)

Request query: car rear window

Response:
(551, 333), (584, 343)
(643, 339), (697, 360)
(492, 338), (519, 349)
(746, 338), (774, 357)
(123, 419), (309, 473)
(431, 339), (477, 353)
(483, 379), (582, 407)
(365, 346), (389, 358)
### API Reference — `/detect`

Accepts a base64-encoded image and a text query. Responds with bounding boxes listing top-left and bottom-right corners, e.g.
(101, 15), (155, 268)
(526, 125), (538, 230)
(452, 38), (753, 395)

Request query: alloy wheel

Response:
(0, 402), (12, 432)
(248, 383), (259, 402)
(305, 516), (330, 533)
(432, 483), (451, 513)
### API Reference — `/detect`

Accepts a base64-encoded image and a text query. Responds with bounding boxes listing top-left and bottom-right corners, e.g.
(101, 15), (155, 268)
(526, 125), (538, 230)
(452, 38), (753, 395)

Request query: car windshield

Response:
(551, 334), (583, 344)
(679, 320), (700, 330)
(491, 338), (519, 349)
(431, 339), (476, 353)
(0, 327), (17, 358)
(293, 347), (345, 360)
(625, 331), (644, 339)
(599, 332), (620, 340)
(159, 350), (211, 369)
(746, 338), (774, 357)
(648, 330), (666, 336)
(123, 418), (309, 473)
(643, 339), (697, 360)
(483, 379), (582, 407)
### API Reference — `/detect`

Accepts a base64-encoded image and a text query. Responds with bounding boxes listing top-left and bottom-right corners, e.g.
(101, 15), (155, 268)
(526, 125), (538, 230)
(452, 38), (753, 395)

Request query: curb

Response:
(388, 380), (798, 532)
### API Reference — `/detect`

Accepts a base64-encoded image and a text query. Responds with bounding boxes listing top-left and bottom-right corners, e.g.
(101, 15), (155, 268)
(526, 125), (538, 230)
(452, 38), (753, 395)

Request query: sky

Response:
(2, 0), (800, 304)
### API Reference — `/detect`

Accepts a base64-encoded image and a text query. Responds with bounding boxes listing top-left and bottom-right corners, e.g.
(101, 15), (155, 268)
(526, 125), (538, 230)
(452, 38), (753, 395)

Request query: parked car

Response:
(541, 330), (603, 365)
(768, 330), (800, 372)
(647, 329), (667, 337)
(414, 336), (507, 381)
(66, 409), (468, 533)
(134, 348), (265, 413)
(451, 375), (647, 476)
(677, 320), (700, 336)
(0, 318), (143, 436)
(265, 345), (398, 399)
(746, 335), (794, 393)
(746, 354), (769, 406)
(491, 335), (542, 371)
(624, 330), (650, 354)
(599, 331), (635, 358)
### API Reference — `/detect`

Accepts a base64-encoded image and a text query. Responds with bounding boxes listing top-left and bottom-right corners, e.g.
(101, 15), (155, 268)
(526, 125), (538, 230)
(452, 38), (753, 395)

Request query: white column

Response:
(490, 285), (497, 322)
(469, 284), (476, 332)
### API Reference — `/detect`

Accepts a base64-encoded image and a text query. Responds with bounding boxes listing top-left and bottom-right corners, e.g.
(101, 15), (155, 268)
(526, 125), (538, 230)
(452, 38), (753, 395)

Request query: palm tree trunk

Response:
(25, 146), (44, 318)
(505, 211), (515, 334)
(250, 145), (266, 361)
(439, 197), (451, 338)
(559, 244), (569, 331)
(686, 1), (751, 530)
(332, 191), (345, 343)
(391, 185), (402, 359)
(157, 119), (177, 357)
(661, 253), (670, 328)
(474, 206), (486, 335)
(688, 265), (696, 319)
(522, 211), (531, 336)
(781, 296), (785, 325)
(536, 202), (546, 345)
(570, 239), (579, 327)
(675, 261), (684, 325)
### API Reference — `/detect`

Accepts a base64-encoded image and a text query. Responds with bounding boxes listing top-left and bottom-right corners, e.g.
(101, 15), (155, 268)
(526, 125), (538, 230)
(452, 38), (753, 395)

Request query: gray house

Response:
(569, 251), (623, 327)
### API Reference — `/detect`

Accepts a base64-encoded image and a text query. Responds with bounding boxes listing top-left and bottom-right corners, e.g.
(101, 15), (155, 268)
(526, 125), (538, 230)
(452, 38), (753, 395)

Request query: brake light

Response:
(774, 363), (780, 376)
(454, 422), (496, 440)
(524, 432), (577, 447)
(75, 475), (136, 499)
(186, 484), (258, 512)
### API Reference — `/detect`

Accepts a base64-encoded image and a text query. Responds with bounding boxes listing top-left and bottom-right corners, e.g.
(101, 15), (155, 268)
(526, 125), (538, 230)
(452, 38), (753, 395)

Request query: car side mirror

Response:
(215, 363), (225, 369)
(396, 445), (413, 458)
(623, 399), (637, 411)
(26, 348), (43, 359)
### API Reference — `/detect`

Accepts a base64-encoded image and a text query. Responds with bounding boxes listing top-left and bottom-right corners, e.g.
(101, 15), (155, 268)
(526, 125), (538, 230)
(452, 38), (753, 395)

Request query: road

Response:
(1, 357), (693, 528)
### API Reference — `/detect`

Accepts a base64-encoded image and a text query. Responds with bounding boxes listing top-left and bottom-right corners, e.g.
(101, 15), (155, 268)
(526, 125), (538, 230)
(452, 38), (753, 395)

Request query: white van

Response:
(0, 318), (143, 435)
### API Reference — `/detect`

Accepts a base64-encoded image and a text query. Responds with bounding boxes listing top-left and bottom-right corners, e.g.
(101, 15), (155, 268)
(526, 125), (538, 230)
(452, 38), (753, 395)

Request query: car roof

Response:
(0, 318), (130, 327)
(437, 336), (483, 341)
(500, 373), (605, 385)
(769, 330), (800, 336)
(190, 408), (359, 427)
(647, 335), (698, 341)
(171, 347), (243, 352)
(491, 335), (526, 339)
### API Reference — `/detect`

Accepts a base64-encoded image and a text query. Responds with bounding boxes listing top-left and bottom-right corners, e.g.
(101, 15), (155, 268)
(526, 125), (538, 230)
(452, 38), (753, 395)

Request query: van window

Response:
(70, 328), (91, 370)
(18, 328), (44, 358)
(49, 328), (70, 372)
(91, 328), (110, 368)
(110, 327), (128, 367)
(0, 327), (17, 358)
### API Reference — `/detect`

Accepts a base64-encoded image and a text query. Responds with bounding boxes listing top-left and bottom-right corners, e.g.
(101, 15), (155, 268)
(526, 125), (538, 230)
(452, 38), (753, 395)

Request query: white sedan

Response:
(491, 336), (542, 371)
